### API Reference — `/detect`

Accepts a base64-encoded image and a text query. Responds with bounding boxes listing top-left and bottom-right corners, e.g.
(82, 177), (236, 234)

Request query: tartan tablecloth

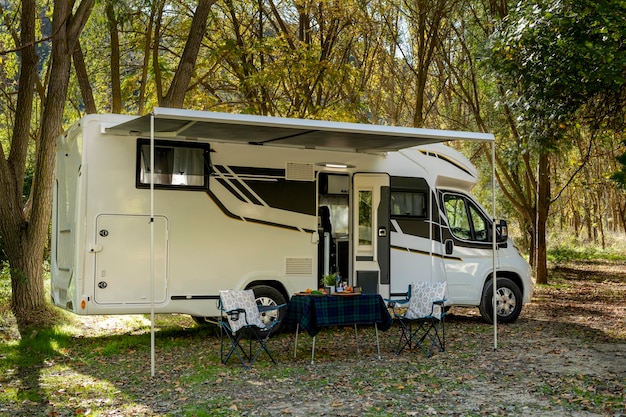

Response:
(283, 293), (393, 337)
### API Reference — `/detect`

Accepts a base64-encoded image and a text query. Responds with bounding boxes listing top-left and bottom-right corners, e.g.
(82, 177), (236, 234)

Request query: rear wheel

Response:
(250, 284), (287, 331)
(478, 277), (522, 324)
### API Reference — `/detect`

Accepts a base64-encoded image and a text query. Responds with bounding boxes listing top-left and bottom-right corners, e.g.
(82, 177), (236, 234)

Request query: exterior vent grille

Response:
(286, 162), (314, 181)
(285, 257), (313, 275)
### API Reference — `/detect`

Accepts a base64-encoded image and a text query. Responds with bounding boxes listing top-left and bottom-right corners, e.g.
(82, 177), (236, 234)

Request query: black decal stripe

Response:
(230, 179), (264, 205)
(244, 217), (300, 231)
(214, 165), (264, 205)
(205, 190), (311, 233)
(391, 245), (463, 262)
(171, 295), (219, 300)
(206, 190), (243, 220)
(216, 178), (246, 202)
(245, 178), (316, 215)
(229, 166), (285, 177)
(214, 165), (315, 215)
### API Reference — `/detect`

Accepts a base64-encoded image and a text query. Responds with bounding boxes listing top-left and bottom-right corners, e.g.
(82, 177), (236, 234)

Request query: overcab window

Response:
(136, 139), (210, 190)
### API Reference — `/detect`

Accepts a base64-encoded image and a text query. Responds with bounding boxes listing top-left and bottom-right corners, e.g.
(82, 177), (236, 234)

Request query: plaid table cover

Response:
(283, 293), (393, 336)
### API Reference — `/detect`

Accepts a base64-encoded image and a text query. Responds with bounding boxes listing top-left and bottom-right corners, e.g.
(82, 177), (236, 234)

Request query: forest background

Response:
(0, 0), (625, 330)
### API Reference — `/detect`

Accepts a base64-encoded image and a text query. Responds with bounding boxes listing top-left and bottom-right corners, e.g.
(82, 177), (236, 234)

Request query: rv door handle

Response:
(378, 227), (387, 237)
(89, 244), (103, 253)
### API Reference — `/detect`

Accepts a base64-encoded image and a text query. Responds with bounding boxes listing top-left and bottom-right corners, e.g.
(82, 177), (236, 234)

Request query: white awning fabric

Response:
(107, 107), (494, 153)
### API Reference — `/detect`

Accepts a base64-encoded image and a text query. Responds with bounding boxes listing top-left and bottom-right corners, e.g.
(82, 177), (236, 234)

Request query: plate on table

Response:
(331, 292), (361, 297)
(294, 292), (327, 297)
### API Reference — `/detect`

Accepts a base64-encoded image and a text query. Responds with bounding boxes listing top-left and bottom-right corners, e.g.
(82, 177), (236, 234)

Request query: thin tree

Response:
(0, 0), (94, 331)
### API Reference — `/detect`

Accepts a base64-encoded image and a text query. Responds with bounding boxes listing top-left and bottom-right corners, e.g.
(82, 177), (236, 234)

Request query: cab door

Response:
(441, 192), (498, 304)
(352, 174), (390, 295)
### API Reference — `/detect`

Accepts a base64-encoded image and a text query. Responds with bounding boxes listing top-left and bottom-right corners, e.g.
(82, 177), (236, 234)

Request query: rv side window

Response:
(391, 191), (426, 217)
(358, 190), (373, 246)
(136, 139), (210, 190)
(443, 193), (489, 242)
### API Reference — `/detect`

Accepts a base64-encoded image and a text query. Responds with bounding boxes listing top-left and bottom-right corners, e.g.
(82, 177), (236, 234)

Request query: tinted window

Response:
(391, 191), (426, 217)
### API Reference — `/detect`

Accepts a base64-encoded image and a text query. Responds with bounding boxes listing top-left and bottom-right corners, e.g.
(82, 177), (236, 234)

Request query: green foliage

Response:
(0, 262), (11, 311)
(548, 246), (626, 262)
(547, 227), (626, 262)
(609, 144), (626, 188)
(488, 0), (626, 148)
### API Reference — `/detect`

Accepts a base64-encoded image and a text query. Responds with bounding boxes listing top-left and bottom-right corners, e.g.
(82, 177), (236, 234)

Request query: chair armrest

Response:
(225, 307), (246, 322)
(258, 303), (286, 314)
(384, 298), (409, 318)
(384, 298), (409, 308)
(433, 298), (452, 307)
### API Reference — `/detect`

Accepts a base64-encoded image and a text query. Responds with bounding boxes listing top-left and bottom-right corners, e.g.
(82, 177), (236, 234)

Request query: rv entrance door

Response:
(352, 174), (390, 295)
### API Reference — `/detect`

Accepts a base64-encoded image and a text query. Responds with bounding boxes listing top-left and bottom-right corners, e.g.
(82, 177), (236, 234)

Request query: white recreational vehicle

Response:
(51, 108), (532, 325)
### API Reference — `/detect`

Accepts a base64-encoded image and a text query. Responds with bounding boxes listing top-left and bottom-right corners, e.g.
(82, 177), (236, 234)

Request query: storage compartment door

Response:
(94, 214), (168, 304)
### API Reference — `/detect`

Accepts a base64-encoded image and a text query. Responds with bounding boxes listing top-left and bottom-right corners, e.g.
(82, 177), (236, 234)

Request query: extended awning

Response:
(117, 107), (500, 377)
(106, 107), (494, 153)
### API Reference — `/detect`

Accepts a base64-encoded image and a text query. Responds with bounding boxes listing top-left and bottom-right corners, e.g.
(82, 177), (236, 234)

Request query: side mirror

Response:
(496, 219), (508, 243)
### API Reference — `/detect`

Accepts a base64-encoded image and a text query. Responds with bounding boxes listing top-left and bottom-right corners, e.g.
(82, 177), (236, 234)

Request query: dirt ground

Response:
(2, 260), (625, 416)
(203, 260), (625, 417)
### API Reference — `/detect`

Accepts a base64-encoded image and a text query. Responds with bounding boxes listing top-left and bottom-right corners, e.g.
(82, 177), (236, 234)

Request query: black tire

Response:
(478, 277), (522, 324)
(250, 284), (287, 334)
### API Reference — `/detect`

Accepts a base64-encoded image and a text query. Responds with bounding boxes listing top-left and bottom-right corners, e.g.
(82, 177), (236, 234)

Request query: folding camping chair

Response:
(218, 289), (285, 369)
(387, 281), (448, 357)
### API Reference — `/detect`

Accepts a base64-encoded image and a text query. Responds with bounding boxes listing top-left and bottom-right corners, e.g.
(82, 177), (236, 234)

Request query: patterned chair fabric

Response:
(406, 281), (447, 320)
(218, 289), (285, 369)
(386, 281), (449, 357)
(219, 290), (265, 332)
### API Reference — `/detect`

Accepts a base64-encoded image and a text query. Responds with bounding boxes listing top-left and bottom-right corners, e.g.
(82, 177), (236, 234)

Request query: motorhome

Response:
(51, 108), (533, 325)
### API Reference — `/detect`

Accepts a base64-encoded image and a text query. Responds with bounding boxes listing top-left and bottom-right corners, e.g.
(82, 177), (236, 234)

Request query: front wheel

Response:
(478, 277), (522, 324)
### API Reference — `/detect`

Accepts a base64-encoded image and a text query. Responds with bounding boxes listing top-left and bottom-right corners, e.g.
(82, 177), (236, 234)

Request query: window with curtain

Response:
(136, 139), (210, 190)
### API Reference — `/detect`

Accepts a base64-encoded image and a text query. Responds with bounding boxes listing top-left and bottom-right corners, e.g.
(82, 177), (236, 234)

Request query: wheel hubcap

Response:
(495, 287), (516, 317)
(256, 296), (278, 325)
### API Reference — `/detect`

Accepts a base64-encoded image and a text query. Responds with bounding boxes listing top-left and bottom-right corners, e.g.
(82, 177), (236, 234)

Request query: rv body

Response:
(51, 112), (532, 323)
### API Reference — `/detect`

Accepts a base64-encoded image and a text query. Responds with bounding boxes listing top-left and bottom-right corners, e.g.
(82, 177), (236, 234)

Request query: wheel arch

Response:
(246, 279), (290, 303)
(484, 270), (524, 294)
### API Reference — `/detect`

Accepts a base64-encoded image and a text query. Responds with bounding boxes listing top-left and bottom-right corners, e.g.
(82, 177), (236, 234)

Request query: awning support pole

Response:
(492, 141), (498, 351)
(150, 113), (156, 377)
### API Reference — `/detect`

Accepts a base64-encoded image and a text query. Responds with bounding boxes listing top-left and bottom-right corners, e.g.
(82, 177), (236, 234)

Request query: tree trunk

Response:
(535, 151), (550, 285)
(161, 0), (214, 108)
(139, 4), (156, 115)
(0, 0), (40, 329)
(73, 40), (97, 114)
(106, 0), (122, 113)
(1, 0), (94, 332)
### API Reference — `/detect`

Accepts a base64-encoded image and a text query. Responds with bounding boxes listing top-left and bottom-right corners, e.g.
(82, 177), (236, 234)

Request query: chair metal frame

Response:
(386, 281), (448, 357)
(218, 289), (285, 369)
